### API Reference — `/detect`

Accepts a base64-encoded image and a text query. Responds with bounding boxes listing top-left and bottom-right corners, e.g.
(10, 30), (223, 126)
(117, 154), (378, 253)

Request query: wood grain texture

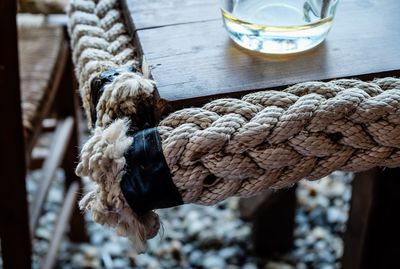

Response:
(19, 27), (65, 154)
(122, 0), (220, 31)
(123, 0), (400, 109)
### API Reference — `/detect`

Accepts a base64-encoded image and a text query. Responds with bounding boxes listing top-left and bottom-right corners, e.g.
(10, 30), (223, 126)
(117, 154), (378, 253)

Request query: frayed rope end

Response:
(76, 118), (161, 253)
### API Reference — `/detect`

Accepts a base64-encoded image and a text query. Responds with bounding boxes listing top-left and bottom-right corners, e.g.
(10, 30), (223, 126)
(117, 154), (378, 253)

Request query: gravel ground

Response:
(26, 162), (352, 269)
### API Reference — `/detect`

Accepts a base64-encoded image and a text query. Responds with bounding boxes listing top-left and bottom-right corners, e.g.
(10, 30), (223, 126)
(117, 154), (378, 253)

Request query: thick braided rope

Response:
(69, 0), (400, 253)
(158, 78), (400, 204)
(68, 0), (155, 128)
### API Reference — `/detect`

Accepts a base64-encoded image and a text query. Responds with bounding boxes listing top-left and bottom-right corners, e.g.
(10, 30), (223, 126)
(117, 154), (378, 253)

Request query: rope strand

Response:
(159, 78), (400, 203)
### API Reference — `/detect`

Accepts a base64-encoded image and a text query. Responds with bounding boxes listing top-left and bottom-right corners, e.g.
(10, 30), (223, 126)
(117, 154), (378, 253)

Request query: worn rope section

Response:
(158, 78), (400, 204)
(68, 0), (157, 252)
(68, 0), (400, 253)
(68, 0), (155, 128)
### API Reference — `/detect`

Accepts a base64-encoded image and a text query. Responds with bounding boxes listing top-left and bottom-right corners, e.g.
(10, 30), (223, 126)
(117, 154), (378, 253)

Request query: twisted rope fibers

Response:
(68, 0), (400, 252)
(68, 0), (159, 251)
(68, 0), (155, 128)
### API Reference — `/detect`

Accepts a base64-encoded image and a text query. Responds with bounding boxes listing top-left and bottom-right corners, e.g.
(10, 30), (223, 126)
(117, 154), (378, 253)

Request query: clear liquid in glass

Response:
(221, 0), (339, 54)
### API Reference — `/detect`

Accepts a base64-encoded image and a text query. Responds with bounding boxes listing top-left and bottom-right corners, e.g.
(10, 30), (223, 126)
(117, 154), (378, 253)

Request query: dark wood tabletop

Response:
(122, 0), (400, 110)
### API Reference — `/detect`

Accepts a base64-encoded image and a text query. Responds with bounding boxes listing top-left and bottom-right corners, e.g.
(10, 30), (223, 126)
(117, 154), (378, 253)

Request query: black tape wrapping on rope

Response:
(90, 66), (136, 127)
(91, 67), (178, 215)
(90, 65), (156, 129)
(120, 128), (183, 216)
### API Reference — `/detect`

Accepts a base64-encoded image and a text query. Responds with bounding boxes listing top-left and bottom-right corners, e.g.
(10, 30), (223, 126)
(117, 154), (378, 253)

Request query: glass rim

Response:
(221, 0), (339, 32)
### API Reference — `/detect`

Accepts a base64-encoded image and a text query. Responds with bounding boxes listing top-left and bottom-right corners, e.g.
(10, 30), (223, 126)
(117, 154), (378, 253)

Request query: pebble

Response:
(134, 254), (156, 267)
(47, 183), (64, 203)
(294, 222), (310, 237)
(102, 241), (124, 256)
(82, 259), (100, 268)
(294, 238), (306, 248)
(319, 264), (335, 269)
(36, 227), (52, 240)
(327, 207), (347, 223)
(91, 232), (105, 245)
(71, 253), (85, 266)
(319, 249), (335, 263)
(331, 237), (344, 257)
(198, 231), (223, 248)
(315, 240), (328, 251)
(189, 250), (203, 265)
(296, 263), (307, 269)
(265, 261), (295, 269)
(112, 258), (130, 268)
(303, 253), (317, 263)
(35, 241), (49, 254)
(308, 206), (326, 225)
(147, 259), (160, 269)
(101, 252), (114, 268)
(242, 262), (258, 269)
(312, 226), (328, 240)
(182, 243), (194, 254)
(203, 255), (226, 269)
(226, 266), (241, 269)
(219, 247), (239, 260)
(295, 211), (308, 224)
(293, 247), (307, 258)
(343, 188), (352, 202)
(187, 220), (205, 237)
(83, 246), (97, 259)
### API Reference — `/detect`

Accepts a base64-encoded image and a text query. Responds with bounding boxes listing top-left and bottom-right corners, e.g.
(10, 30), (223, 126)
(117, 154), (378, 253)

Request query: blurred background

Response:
(28, 145), (352, 269)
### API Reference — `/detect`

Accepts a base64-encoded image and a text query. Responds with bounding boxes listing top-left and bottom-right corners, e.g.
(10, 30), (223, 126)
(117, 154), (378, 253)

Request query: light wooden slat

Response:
(122, 0), (220, 32)
(29, 117), (74, 233)
(40, 182), (80, 269)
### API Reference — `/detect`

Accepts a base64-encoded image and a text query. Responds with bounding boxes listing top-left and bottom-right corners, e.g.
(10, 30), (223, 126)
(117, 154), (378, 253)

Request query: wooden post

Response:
(0, 0), (32, 268)
(240, 186), (297, 256)
(342, 168), (400, 269)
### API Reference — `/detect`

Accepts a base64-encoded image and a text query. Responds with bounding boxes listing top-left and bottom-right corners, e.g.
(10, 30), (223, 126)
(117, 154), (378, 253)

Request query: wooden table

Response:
(122, 0), (400, 268)
(123, 0), (400, 110)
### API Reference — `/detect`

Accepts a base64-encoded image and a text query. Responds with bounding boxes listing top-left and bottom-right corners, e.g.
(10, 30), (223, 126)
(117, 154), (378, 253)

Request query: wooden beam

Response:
(29, 118), (74, 233)
(40, 182), (80, 269)
(240, 187), (297, 256)
(0, 0), (32, 268)
(342, 168), (400, 269)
